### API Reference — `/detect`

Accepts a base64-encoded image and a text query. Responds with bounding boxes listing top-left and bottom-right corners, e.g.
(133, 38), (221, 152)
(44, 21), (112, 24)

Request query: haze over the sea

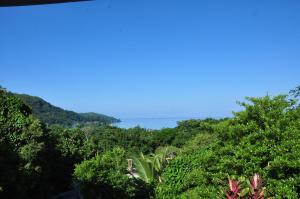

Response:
(115, 117), (206, 130)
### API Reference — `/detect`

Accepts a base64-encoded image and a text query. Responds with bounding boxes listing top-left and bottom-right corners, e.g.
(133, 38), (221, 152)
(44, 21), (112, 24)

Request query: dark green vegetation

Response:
(156, 94), (300, 198)
(0, 86), (299, 198)
(14, 93), (120, 126)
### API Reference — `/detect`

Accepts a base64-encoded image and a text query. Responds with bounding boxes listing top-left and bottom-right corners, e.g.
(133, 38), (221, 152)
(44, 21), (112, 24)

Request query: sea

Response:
(113, 117), (201, 130)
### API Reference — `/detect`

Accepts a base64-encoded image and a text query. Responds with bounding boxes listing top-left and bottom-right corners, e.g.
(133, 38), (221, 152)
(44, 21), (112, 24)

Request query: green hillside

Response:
(14, 93), (120, 126)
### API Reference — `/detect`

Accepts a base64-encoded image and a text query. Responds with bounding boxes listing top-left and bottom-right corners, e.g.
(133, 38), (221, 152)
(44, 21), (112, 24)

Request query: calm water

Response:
(114, 117), (198, 130)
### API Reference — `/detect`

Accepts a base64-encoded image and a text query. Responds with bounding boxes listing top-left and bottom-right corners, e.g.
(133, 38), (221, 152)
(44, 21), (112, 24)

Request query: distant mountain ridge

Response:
(14, 93), (120, 126)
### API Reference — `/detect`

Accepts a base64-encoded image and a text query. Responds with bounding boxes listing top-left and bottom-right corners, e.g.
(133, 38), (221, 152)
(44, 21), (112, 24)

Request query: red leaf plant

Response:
(227, 173), (265, 199)
(227, 179), (240, 199)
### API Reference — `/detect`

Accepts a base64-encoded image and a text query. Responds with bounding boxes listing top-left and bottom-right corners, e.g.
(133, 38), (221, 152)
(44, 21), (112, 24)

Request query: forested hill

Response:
(14, 93), (120, 126)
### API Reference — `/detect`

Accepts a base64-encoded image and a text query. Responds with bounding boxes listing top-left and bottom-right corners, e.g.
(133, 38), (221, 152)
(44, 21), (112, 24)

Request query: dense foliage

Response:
(0, 89), (70, 198)
(155, 95), (300, 198)
(1, 86), (299, 198)
(74, 147), (152, 199)
(14, 93), (120, 126)
(0, 89), (200, 198)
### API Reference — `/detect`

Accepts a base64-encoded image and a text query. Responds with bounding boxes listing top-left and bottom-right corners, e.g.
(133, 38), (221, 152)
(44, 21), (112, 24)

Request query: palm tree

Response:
(131, 147), (177, 183)
(132, 153), (155, 183)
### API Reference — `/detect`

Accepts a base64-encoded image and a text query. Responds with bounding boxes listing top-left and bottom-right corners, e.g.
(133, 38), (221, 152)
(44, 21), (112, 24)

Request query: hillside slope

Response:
(14, 93), (120, 126)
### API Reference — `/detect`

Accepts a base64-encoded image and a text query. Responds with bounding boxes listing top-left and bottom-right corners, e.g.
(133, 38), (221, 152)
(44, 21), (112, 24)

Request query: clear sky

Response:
(1, 0), (299, 118)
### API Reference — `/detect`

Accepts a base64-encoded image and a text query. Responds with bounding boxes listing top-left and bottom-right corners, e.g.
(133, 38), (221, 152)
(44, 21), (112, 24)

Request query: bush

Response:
(74, 147), (152, 199)
(156, 95), (300, 198)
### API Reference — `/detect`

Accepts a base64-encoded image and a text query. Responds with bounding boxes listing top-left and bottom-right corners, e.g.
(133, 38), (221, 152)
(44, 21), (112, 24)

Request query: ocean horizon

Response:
(113, 117), (203, 130)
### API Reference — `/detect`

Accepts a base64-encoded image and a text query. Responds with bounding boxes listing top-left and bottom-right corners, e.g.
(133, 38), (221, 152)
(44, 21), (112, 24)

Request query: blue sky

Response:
(1, 0), (299, 118)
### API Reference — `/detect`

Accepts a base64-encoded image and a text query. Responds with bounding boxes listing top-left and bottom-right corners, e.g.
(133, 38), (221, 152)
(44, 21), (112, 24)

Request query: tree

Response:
(133, 147), (177, 184)
(74, 147), (151, 199)
(156, 94), (300, 198)
(290, 85), (300, 98)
